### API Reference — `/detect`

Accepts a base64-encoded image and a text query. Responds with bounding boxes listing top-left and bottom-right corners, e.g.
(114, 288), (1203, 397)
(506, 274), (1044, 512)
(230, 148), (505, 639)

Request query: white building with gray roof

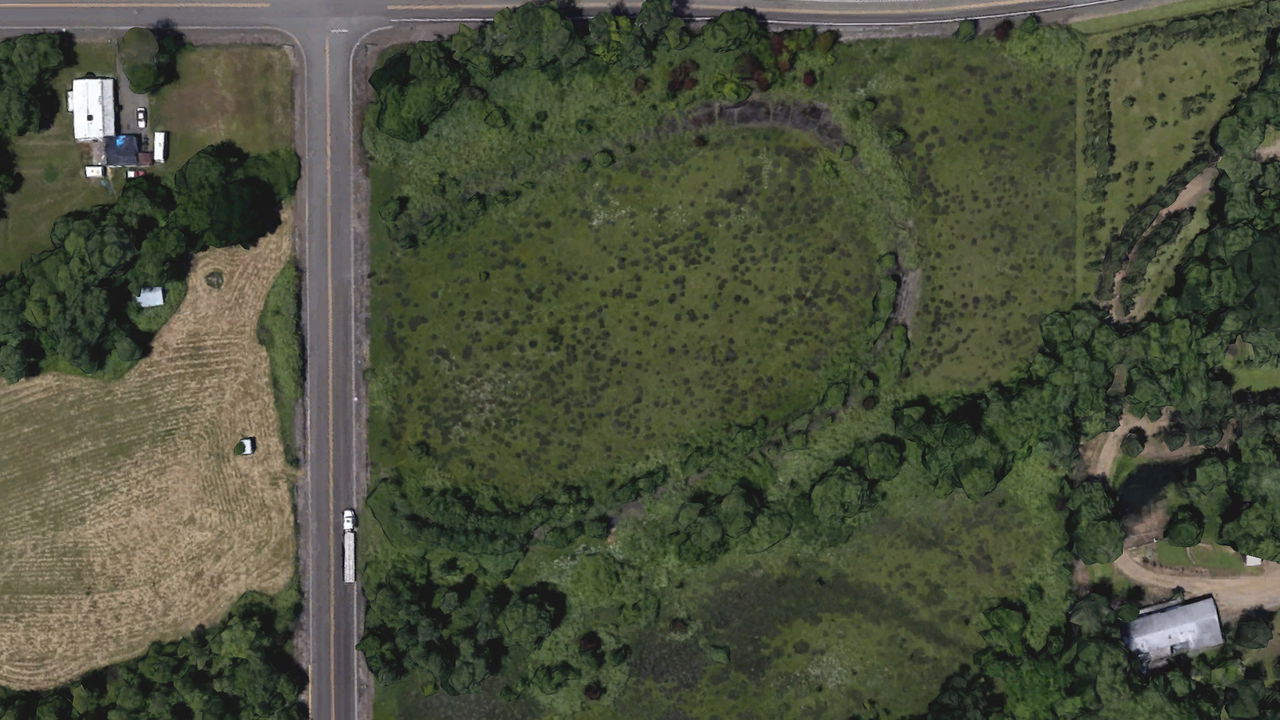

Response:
(1125, 596), (1224, 666)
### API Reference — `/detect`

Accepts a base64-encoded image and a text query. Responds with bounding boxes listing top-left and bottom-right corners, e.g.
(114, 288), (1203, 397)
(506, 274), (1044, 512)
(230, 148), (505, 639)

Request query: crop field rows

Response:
(0, 215), (296, 689)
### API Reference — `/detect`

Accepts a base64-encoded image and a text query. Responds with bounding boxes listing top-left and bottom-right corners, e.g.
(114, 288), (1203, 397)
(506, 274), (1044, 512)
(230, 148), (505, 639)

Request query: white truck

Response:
(342, 509), (356, 584)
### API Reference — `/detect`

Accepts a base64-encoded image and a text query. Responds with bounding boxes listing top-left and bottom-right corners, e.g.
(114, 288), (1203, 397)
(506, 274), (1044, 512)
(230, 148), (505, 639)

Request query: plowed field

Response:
(0, 213), (296, 689)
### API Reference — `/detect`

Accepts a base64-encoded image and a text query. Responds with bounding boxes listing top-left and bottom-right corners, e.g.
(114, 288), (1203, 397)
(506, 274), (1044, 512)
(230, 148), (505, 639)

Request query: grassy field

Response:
(1072, 0), (1254, 34)
(369, 127), (885, 499)
(365, 26), (1092, 719)
(1103, 34), (1261, 227)
(149, 45), (294, 171)
(1077, 15), (1268, 292)
(0, 216), (297, 689)
(0, 42), (117, 275)
(257, 256), (303, 466)
(824, 38), (1079, 392)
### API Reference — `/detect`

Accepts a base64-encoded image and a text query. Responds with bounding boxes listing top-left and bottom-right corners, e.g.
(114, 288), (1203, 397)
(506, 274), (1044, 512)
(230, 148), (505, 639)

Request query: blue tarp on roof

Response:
(104, 134), (139, 166)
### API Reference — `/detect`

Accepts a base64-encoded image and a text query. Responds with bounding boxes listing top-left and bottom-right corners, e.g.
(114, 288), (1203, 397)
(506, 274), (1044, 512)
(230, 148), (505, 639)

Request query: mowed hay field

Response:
(0, 212), (296, 689)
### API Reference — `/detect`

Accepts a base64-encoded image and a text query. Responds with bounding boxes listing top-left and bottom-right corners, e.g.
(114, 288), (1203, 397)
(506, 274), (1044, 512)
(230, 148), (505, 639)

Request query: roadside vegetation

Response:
(257, 259), (303, 466)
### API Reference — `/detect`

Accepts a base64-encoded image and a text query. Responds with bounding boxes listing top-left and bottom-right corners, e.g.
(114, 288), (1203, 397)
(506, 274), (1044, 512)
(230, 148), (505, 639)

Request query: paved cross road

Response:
(0, 0), (1180, 718)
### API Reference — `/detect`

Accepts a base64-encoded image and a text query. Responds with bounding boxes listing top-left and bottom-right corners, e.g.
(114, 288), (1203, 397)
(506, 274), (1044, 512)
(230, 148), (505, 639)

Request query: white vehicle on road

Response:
(136, 107), (147, 128)
(341, 509), (356, 584)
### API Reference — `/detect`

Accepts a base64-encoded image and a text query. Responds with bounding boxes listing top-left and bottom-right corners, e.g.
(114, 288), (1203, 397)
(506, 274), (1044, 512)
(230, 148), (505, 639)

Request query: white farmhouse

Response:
(67, 77), (116, 142)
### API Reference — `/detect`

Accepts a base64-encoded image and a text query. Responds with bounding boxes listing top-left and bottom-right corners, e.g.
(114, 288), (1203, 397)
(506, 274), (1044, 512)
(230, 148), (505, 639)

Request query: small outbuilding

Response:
(1125, 596), (1224, 667)
(153, 130), (169, 164)
(134, 286), (164, 308)
(83, 165), (105, 178)
(68, 77), (116, 142)
(237, 437), (257, 456)
(1246, 555), (1263, 567)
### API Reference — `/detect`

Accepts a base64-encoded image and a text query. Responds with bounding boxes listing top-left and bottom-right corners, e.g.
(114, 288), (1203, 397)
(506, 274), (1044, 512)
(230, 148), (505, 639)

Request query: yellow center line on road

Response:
(0, 2), (270, 7)
(388, 0), (1073, 12)
(324, 34), (339, 720)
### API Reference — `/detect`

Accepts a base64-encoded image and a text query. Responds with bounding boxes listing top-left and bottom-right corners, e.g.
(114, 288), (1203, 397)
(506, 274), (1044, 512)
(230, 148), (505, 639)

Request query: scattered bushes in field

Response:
(0, 142), (299, 381)
(358, 3), (1280, 716)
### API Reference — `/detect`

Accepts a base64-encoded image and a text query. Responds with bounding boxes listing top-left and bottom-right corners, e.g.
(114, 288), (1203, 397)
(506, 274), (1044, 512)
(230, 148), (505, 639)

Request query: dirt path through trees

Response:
(1079, 407), (1222, 478)
(1106, 164), (1218, 322)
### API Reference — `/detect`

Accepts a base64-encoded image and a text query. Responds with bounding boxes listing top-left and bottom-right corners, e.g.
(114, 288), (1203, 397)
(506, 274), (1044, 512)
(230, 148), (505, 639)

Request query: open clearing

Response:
(1114, 546), (1280, 619)
(0, 212), (296, 689)
(149, 45), (294, 172)
(0, 42), (295, 276)
(369, 127), (881, 499)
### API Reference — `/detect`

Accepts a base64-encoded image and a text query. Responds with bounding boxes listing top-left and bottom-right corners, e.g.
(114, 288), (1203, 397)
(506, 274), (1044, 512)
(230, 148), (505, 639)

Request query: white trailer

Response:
(153, 130), (168, 164)
(342, 529), (356, 584)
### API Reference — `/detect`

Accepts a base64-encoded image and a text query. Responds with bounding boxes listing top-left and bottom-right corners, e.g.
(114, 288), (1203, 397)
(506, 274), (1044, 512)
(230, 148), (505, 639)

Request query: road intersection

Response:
(0, 0), (1187, 717)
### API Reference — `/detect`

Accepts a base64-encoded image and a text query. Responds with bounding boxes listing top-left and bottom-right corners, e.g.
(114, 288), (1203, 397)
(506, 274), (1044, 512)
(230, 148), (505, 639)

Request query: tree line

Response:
(0, 589), (308, 720)
(0, 142), (299, 382)
(368, 0), (845, 250)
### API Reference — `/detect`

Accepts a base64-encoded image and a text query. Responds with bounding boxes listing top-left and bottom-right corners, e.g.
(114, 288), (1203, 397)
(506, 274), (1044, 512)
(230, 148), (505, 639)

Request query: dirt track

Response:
(1114, 548), (1280, 620)
(1079, 407), (1221, 478)
(0, 214), (296, 689)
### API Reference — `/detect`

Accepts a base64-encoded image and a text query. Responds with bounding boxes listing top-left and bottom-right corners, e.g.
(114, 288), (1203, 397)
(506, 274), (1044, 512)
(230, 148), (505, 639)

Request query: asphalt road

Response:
(0, 0), (1188, 718)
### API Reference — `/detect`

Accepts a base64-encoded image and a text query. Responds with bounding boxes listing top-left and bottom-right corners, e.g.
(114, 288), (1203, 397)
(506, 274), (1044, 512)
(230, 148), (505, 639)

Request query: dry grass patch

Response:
(0, 211), (296, 689)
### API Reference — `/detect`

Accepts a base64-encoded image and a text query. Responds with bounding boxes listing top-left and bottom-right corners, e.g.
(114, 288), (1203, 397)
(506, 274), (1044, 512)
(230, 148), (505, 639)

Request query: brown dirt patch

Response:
(0, 212), (297, 689)
(1114, 546), (1280, 620)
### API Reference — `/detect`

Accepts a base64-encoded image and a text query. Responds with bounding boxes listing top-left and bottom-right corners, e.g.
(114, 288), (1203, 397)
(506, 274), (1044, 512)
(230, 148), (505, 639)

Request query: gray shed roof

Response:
(1126, 596), (1224, 665)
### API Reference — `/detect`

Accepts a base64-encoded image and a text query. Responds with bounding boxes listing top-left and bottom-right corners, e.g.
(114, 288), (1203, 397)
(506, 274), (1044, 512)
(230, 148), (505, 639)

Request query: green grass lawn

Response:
(369, 126), (884, 500)
(1153, 540), (1255, 574)
(0, 42), (117, 275)
(149, 45), (293, 171)
(824, 38), (1079, 393)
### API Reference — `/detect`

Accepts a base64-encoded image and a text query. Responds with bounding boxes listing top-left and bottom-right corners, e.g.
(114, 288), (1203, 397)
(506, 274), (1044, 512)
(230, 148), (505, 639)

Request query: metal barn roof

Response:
(69, 78), (115, 142)
(1126, 596), (1224, 666)
(135, 287), (164, 308)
